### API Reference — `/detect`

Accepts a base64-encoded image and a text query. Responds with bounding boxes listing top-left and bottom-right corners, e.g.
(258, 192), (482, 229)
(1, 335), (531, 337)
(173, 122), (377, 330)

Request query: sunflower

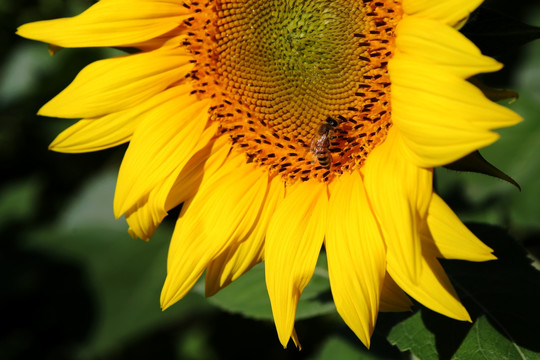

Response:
(18, 0), (521, 348)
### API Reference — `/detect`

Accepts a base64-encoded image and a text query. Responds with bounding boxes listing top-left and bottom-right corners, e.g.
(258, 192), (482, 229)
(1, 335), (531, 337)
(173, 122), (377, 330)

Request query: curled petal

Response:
(388, 251), (471, 322)
(114, 92), (210, 217)
(161, 158), (268, 309)
(379, 274), (413, 313)
(364, 130), (433, 284)
(123, 123), (218, 240)
(425, 194), (496, 262)
(205, 175), (285, 296)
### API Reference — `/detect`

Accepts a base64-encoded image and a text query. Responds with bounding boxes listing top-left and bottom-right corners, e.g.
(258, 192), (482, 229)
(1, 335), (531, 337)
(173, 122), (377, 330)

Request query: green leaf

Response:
(205, 252), (335, 321)
(387, 224), (540, 360)
(387, 312), (439, 360)
(446, 224), (540, 358)
(201, 262), (272, 320)
(454, 316), (540, 360)
(444, 151), (520, 190)
(468, 77), (519, 103)
(462, 7), (540, 56)
(387, 311), (473, 360)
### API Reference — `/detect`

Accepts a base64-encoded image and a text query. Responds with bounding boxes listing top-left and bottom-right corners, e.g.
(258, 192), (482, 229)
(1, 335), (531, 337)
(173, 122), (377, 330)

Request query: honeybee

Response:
(310, 116), (339, 169)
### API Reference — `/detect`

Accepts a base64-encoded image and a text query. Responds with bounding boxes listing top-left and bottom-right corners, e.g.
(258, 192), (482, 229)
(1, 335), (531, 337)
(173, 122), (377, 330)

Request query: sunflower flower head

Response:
(18, 0), (521, 349)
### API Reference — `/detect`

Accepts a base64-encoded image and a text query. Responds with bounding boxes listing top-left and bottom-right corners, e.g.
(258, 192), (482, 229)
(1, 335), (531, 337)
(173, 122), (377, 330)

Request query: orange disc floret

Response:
(181, 0), (402, 182)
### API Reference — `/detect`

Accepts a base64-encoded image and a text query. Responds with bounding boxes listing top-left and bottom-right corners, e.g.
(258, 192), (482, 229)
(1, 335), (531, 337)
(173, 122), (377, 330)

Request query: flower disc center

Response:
(185, 0), (401, 182)
(216, 0), (368, 141)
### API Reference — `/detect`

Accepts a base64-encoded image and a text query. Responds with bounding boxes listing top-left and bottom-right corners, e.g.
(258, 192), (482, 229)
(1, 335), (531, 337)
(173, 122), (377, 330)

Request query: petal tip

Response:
(37, 101), (57, 118)
(160, 288), (176, 311)
(15, 23), (34, 39)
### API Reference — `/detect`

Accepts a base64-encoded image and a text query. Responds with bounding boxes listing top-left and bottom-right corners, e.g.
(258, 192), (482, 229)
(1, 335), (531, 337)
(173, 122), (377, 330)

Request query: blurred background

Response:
(1, 1), (539, 359)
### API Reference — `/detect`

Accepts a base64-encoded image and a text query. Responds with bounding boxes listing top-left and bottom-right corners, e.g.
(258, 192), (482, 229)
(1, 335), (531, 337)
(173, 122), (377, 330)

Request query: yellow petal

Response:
(126, 134), (230, 239)
(395, 126), (498, 170)
(123, 123), (218, 240)
(17, 0), (191, 48)
(205, 175), (285, 296)
(396, 17), (501, 78)
(164, 134), (232, 210)
(39, 48), (193, 119)
(265, 180), (328, 348)
(161, 160), (268, 309)
(425, 194), (496, 261)
(326, 171), (385, 348)
(114, 94), (210, 217)
(379, 274), (413, 313)
(388, 251), (471, 322)
(50, 117), (133, 154)
(363, 130), (433, 283)
(390, 55), (522, 168)
(291, 328), (302, 350)
(391, 54), (521, 130)
(403, 0), (483, 26)
(49, 83), (194, 153)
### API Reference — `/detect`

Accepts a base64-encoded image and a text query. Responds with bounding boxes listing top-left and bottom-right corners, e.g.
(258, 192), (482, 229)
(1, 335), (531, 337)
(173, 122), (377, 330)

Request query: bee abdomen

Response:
(316, 153), (332, 168)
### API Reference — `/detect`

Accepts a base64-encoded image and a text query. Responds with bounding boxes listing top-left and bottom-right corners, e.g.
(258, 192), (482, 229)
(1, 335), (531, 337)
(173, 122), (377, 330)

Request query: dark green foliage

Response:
(463, 6), (540, 56)
(388, 225), (540, 360)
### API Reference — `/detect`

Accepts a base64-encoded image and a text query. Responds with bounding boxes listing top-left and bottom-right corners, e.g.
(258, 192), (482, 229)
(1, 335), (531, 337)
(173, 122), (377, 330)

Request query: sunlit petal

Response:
(161, 159), (268, 308)
(266, 180), (328, 347)
(326, 171), (385, 347)
(17, 0), (192, 48)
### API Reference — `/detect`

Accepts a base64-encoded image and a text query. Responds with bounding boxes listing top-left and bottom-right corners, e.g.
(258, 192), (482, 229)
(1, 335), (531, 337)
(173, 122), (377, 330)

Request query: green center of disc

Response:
(216, 0), (368, 140)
